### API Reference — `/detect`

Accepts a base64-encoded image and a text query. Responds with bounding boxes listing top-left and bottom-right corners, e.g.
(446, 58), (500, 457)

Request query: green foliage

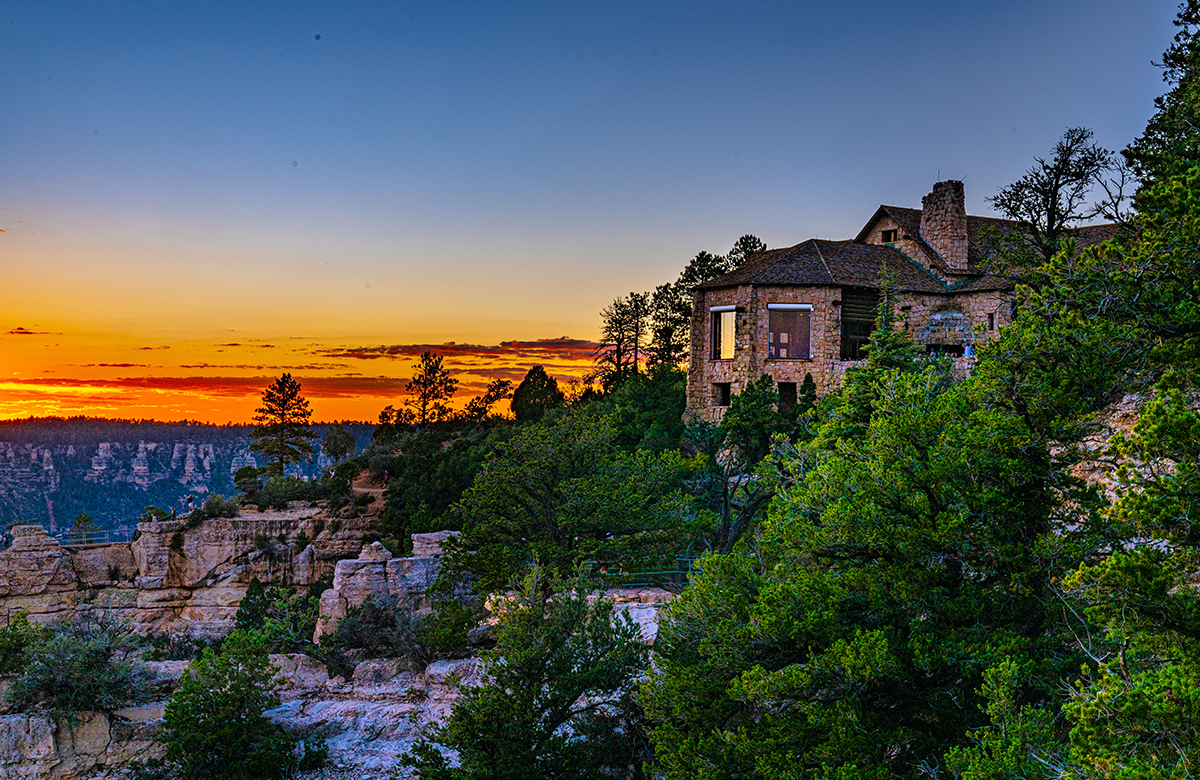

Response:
(249, 373), (318, 478)
(402, 569), (650, 780)
(159, 630), (321, 780)
(294, 529), (310, 551)
(604, 364), (687, 453)
(511, 365), (565, 422)
(69, 513), (101, 539)
(138, 505), (175, 524)
(234, 466), (264, 502)
(377, 423), (517, 545)
(234, 578), (270, 633)
(145, 631), (224, 662)
(683, 374), (796, 553)
(449, 408), (698, 593)
(7, 614), (149, 716)
(185, 494), (240, 527)
(0, 611), (47, 675)
(321, 423), (356, 463)
(323, 592), (475, 671)
(644, 366), (1081, 779)
(170, 532), (185, 553)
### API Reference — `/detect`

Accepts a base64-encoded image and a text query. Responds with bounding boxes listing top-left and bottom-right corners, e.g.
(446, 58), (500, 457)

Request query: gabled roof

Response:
(697, 239), (948, 294)
(855, 205), (1120, 273)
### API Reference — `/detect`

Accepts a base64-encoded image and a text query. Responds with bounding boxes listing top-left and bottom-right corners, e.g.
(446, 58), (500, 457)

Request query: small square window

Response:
(881, 229), (898, 243)
(713, 383), (731, 407)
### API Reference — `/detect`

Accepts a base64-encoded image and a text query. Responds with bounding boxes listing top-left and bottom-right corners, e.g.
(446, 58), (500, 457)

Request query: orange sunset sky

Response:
(1, 3), (1169, 423)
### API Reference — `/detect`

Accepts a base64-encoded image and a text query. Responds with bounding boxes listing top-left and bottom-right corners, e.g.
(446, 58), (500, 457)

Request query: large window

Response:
(767, 303), (811, 359)
(711, 306), (736, 360)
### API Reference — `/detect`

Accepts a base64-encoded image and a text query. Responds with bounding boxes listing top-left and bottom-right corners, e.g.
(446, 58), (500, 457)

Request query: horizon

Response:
(1, 1), (1175, 423)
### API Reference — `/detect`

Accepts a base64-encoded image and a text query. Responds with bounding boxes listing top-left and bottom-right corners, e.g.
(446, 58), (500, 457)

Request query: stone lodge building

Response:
(685, 180), (1115, 421)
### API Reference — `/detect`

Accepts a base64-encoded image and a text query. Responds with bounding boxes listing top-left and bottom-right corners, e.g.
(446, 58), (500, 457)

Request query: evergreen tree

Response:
(595, 292), (650, 390)
(402, 569), (650, 780)
(404, 351), (459, 425)
(460, 378), (514, 423)
(321, 424), (355, 463)
(234, 577), (269, 632)
(158, 631), (316, 779)
(449, 409), (695, 592)
(510, 366), (565, 423)
(249, 374), (317, 478)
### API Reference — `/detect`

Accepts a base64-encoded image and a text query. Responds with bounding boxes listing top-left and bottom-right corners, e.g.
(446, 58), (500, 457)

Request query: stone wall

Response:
(686, 281), (1013, 421)
(920, 180), (970, 273)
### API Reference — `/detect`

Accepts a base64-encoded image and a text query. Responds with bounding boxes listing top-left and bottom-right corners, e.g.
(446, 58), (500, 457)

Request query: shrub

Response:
(326, 595), (429, 670)
(185, 494), (241, 528)
(145, 632), (223, 662)
(170, 532), (185, 553)
(0, 611), (47, 675)
(106, 564), (123, 582)
(158, 630), (324, 779)
(326, 591), (476, 671)
(234, 577), (270, 632)
(294, 530), (311, 552)
(7, 613), (149, 716)
(402, 569), (649, 778)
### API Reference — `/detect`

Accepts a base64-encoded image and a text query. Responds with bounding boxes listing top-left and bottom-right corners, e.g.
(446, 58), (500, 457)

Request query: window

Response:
(710, 306), (736, 360)
(987, 313), (995, 331)
(840, 288), (880, 360)
(713, 383), (731, 407)
(881, 228), (898, 243)
(767, 304), (812, 359)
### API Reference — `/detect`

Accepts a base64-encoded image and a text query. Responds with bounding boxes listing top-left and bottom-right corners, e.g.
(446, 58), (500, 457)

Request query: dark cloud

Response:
(77, 363), (151, 368)
(178, 363), (349, 370)
(136, 346), (171, 350)
(313, 337), (598, 363)
(3, 375), (408, 399)
(215, 343), (242, 347)
(7, 327), (56, 335)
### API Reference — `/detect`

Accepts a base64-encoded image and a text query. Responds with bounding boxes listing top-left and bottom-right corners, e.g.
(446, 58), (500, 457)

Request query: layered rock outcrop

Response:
(0, 503), (377, 637)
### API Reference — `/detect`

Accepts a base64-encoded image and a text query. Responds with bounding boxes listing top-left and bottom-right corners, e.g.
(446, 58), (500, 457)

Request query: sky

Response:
(0, 0), (1178, 423)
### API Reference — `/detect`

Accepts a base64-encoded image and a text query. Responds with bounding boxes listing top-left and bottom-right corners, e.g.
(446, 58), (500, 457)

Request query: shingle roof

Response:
(861, 206), (1119, 271)
(697, 239), (948, 293)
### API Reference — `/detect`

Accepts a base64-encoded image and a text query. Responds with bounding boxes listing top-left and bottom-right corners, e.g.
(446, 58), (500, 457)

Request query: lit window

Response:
(767, 304), (811, 359)
(711, 307), (736, 360)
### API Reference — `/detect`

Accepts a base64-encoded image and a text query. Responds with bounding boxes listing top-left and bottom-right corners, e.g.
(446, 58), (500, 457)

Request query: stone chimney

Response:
(920, 180), (970, 273)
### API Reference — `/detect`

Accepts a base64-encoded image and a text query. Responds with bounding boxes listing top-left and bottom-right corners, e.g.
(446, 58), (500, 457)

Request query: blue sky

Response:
(0, 0), (1181, 420)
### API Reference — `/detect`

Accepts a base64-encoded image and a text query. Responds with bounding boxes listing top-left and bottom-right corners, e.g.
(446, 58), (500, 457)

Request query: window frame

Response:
(710, 305), (737, 360)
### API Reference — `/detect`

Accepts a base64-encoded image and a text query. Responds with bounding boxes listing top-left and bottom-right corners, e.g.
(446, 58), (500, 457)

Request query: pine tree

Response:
(510, 366), (564, 422)
(249, 374), (317, 478)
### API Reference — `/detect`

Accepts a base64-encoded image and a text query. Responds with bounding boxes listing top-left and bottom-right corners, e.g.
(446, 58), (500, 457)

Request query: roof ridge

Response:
(886, 246), (948, 292)
(810, 239), (835, 283)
